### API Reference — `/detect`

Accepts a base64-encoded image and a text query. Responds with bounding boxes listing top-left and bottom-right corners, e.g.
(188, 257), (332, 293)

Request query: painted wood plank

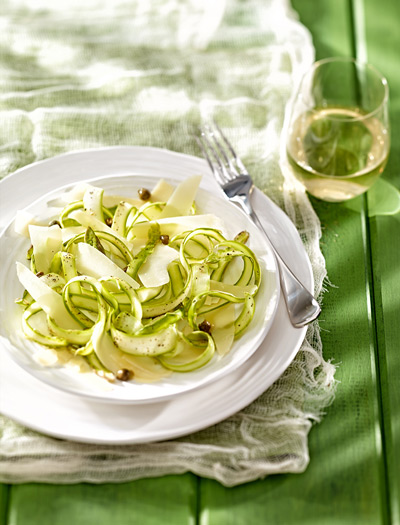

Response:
(7, 475), (197, 525)
(361, 0), (400, 522)
(200, 0), (389, 523)
(291, 0), (354, 60)
(0, 485), (10, 525)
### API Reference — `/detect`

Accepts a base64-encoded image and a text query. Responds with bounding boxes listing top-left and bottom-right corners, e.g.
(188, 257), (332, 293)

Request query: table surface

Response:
(1, 0), (399, 524)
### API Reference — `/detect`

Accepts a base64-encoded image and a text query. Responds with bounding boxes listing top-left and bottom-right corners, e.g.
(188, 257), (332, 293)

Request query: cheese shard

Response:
(60, 182), (95, 204)
(158, 175), (202, 218)
(16, 262), (81, 330)
(138, 243), (179, 288)
(150, 179), (175, 203)
(28, 225), (63, 274)
(75, 243), (139, 289)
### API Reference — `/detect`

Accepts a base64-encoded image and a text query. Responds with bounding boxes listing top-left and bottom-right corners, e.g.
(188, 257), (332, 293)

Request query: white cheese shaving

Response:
(75, 243), (139, 289)
(159, 175), (201, 218)
(59, 182), (96, 204)
(16, 262), (81, 329)
(138, 243), (179, 288)
(28, 224), (63, 273)
(149, 179), (175, 203)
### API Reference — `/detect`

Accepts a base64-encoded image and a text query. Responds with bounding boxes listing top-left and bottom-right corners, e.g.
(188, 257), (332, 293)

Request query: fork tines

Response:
(196, 121), (247, 184)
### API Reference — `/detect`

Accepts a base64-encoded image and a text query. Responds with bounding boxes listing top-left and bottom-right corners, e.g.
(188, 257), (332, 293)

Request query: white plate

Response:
(0, 147), (312, 443)
(0, 174), (279, 403)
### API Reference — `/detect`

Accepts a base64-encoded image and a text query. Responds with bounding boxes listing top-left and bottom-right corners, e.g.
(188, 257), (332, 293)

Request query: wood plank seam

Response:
(362, 196), (392, 525)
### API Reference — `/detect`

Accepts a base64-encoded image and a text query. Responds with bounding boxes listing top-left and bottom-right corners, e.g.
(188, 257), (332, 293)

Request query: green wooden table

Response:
(1, 0), (399, 523)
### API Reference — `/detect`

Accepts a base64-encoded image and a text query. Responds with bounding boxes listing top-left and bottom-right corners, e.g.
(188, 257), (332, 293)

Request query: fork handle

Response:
(248, 210), (321, 328)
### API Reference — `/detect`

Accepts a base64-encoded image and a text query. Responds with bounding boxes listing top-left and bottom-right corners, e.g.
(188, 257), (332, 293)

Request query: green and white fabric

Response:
(0, 0), (336, 486)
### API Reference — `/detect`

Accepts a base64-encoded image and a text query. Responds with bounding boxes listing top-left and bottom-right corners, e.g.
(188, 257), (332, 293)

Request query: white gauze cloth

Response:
(0, 0), (337, 486)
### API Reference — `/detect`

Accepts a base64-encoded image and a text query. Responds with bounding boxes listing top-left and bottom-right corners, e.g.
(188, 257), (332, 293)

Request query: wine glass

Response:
(286, 57), (390, 202)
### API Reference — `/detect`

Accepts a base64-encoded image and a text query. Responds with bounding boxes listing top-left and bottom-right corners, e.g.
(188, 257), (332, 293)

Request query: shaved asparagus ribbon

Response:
(16, 177), (261, 382)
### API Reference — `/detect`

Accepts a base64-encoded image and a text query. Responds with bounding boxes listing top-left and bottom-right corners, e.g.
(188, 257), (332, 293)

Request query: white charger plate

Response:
(0, 174), (280, 403)
(0, 147), (312, 443)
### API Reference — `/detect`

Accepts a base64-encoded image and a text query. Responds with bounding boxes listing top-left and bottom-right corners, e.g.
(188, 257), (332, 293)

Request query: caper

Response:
(138, 188), (151, 200)
(198, 320), (212, 334)
(160, 234), (170, 245)
(116, 368), (134, 381)
(234, 230), (249, 244)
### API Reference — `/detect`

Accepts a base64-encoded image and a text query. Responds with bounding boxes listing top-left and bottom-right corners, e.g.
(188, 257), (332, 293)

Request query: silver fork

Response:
(197, 122), (321, 328)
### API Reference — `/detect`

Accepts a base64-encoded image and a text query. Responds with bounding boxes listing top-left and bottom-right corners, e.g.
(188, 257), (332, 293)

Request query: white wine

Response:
(287, 107), (389, 201)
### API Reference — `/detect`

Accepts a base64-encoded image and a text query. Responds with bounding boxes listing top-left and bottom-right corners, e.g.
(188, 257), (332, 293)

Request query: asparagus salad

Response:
(14, 175), (262, 384)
